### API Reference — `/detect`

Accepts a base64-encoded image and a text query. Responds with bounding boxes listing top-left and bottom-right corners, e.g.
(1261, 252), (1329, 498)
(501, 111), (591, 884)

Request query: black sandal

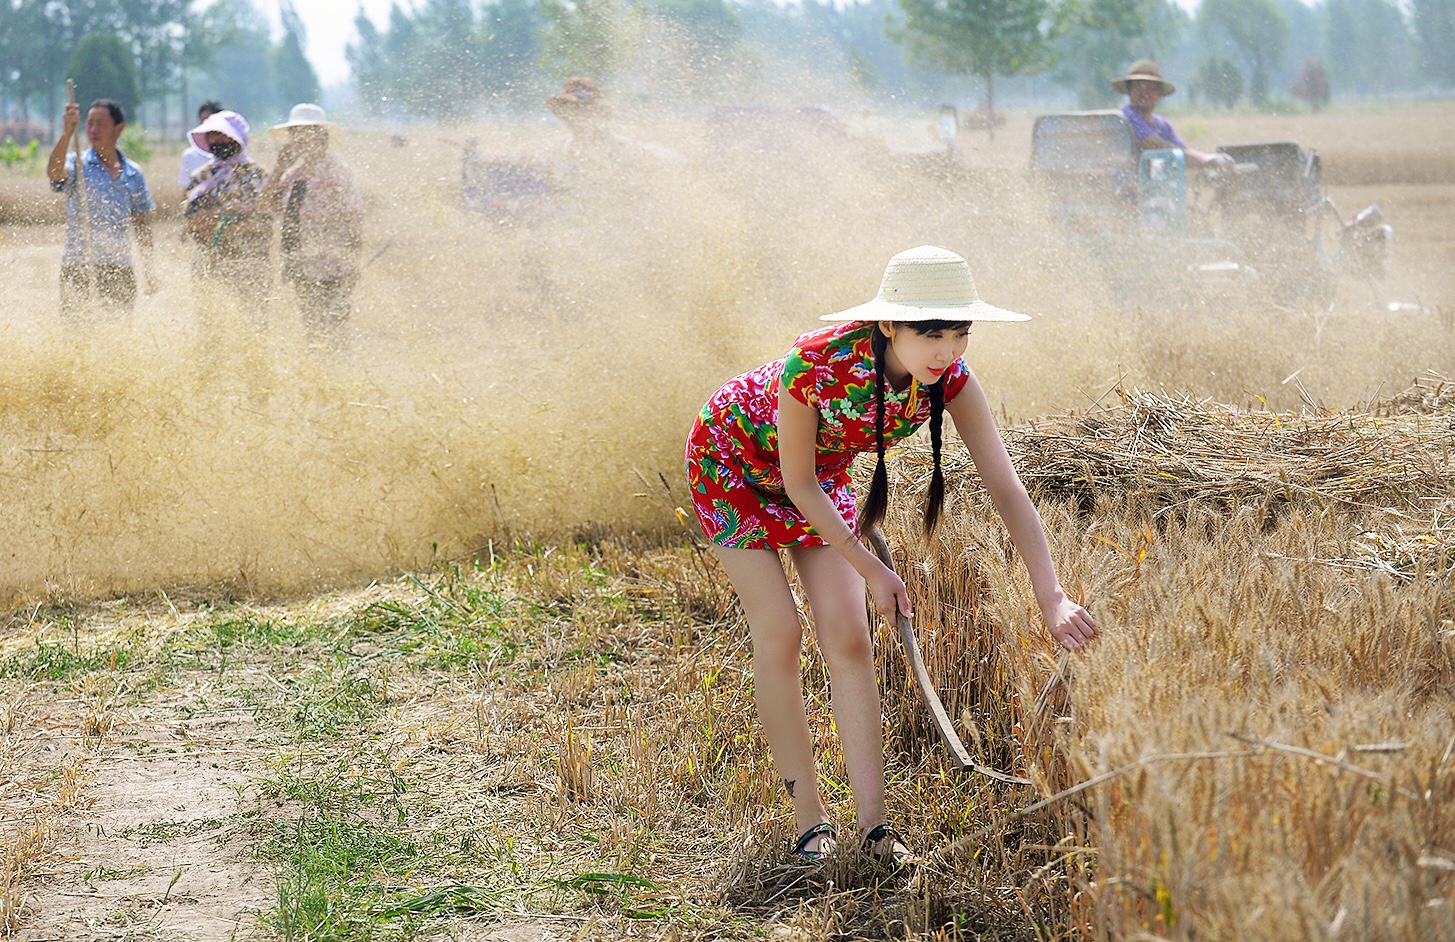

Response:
(861, 823), (920, 869)
(791, 822), (838, 861)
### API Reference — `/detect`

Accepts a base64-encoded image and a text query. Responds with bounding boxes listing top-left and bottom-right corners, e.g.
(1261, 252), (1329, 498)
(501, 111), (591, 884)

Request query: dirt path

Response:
(18, 689), (270, 942)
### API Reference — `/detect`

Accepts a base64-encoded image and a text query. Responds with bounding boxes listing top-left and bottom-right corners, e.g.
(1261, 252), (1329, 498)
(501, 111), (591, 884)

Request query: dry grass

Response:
(1, 107), (1452, 602)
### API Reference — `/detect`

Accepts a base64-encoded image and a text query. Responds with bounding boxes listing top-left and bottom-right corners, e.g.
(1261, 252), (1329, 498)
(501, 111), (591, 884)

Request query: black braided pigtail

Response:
(858, 326), (890, 536)
(924, 379), (945, 535)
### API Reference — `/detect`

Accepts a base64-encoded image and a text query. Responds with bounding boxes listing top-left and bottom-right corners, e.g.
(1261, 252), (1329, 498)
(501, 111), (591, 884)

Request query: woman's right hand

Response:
(865, 561), (911, 623)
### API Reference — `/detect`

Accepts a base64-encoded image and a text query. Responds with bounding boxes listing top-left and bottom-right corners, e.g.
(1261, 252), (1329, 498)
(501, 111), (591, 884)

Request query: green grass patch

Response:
(0, 634), (142, 680)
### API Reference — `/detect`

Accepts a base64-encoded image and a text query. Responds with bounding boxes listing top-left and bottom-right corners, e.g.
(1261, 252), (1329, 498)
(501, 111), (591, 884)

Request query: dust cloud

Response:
(2, 93), (1451, 602)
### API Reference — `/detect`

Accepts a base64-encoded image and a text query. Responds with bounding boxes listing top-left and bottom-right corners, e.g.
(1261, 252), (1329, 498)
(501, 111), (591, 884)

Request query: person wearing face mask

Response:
(183, 109), (271, 312)
(179, 100), (224, 196)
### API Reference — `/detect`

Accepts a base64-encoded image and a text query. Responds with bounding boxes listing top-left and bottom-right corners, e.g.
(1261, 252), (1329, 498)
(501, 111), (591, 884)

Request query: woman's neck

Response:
(882, 340), (912, 390)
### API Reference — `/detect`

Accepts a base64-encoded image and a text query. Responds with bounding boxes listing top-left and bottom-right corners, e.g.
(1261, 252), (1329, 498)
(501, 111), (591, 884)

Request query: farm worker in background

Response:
(178, 100), (223, 195)
(183, 110), (272, 312)
(46, 98), (157, 319)
(259, 103), (364, 349)
(684, 246), (1097, 867)
(546, 77), (626, 176)
(1114, 60), (1233, 172)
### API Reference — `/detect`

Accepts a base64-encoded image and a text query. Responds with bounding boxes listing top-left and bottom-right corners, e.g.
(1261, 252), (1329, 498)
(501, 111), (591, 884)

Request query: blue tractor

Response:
(1029, 111), (1391, 311)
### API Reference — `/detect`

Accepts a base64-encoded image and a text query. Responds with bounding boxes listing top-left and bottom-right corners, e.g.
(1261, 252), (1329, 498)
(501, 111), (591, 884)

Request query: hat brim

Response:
(1113, 76), (1176, 96)
(820, 298), (1030, 323)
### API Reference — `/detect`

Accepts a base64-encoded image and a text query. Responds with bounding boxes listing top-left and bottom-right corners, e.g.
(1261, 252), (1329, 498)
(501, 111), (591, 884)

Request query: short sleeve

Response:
(130, 171), (156, 215)
(943, 359), (970, 403)
(49, 153), (75, 193)
(780, 344), (821, 409)
(1160, 117), (1187, 149)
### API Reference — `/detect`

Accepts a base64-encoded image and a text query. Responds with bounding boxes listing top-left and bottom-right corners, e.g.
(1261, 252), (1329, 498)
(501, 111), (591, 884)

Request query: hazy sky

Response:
(282, 0), (394, 87)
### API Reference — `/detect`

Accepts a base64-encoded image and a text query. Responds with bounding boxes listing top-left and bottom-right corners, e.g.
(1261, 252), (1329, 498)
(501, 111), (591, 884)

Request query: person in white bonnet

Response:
(179, 100), (223, 195)
(259, 103), (364, 349)
(183, 109), (272, 312)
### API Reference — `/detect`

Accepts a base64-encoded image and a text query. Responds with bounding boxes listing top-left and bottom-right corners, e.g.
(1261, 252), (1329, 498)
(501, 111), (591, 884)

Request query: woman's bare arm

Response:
(945, 373), (1097, 649)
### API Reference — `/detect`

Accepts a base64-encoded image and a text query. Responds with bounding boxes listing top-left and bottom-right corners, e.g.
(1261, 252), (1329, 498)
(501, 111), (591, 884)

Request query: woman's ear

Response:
(877, 320), (895, 340)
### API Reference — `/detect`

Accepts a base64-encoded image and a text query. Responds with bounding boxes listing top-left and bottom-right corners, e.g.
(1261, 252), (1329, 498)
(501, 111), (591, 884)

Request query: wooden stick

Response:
(66, 79), (95, 298)
(865, 527), (1032, 785)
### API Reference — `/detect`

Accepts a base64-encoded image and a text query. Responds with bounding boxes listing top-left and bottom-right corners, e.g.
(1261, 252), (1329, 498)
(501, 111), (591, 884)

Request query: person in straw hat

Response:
(684, 246), (1097, 867)
(259, 103), (364, 349)
(1114, 59), (1232, 171)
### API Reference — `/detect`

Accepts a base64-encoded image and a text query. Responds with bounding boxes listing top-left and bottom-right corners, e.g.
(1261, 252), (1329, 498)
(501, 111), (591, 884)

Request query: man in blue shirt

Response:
(46, 98), (157, 318)
(1113, 61), (1232, 172)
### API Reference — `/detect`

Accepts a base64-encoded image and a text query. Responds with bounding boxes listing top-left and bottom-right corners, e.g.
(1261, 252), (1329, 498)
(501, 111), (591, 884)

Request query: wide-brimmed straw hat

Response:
(820, 245), (1030, 323)
(547, 77), (611, 121)
(269, 103), (333, 135)
(189, 110), (249, 152)
(1112, 59), (1176, 96)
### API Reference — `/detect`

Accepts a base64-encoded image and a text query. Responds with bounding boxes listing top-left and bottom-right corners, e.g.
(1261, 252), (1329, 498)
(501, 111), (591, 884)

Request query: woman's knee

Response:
(750, 617), (804, 675)
(815, 617), (874, 669)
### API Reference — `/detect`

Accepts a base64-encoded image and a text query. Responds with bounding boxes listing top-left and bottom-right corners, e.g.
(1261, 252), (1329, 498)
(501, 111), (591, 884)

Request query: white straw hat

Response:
(270, 103), (333, 135)
(820, 245), (1030, 323)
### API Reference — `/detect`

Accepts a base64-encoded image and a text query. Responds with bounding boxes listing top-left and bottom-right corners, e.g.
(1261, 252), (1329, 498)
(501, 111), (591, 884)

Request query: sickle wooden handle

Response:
(865, 527), (1032, 785)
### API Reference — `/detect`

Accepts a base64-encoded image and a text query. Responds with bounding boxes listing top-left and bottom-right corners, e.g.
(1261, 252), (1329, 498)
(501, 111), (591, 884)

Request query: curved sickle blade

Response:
(866, 527), (1032, 786)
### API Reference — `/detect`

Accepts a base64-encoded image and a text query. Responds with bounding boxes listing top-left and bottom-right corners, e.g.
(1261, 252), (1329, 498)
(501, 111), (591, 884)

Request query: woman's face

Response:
(880, 321), (971, 386)
(289, 126), (328, 158)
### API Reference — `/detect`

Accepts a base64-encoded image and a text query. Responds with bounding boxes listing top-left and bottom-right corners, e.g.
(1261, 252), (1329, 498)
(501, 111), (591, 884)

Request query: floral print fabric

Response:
(184, 158), (269, 259)
(685, 321), (969, 549)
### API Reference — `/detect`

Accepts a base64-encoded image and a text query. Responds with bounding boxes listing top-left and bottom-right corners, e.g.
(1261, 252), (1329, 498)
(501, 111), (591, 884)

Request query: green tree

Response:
(1193, 54), (1243, 108)
(1198, 0), (1286, 105)
(272, 0), (320, 107)
(347, 5), (392, 113)
(1057, 0), (1187, 108)
(894, 0), (1058, 116)
(654, 0), (742, 62)
(1323, 0), (1416, 95)
(478, 0), (546, 109)
(539, 0), (642, 80)
(69, 32), (142, 121)
(195, 0), (278, 121)
(415, 0), (484, 119)
(1412, 0), (1455, 88)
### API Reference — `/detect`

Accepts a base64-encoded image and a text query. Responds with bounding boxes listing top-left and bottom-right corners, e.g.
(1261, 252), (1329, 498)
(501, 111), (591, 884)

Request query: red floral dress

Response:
(686, 322), (970, 549)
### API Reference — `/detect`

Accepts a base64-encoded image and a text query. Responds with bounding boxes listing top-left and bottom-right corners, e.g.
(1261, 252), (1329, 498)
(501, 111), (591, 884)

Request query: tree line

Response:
(347, 0), (1455, 118)
(0, 0), (319, 135)
(1, 0), (1452, 135)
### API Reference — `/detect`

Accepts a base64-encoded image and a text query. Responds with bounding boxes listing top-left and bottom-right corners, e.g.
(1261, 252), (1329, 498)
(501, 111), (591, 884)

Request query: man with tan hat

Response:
(1113, 60), (1232, 171)
(259, 103), (364, 348)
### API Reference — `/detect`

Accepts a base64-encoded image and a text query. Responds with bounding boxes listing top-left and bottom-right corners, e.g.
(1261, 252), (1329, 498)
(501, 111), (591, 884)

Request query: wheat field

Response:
(0, 103), (1452, 940)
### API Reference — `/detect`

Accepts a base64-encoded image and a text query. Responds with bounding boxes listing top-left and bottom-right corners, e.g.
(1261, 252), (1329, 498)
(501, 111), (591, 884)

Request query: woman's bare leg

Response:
(787, 545), (887, 835)
(711, 545), (831, 847)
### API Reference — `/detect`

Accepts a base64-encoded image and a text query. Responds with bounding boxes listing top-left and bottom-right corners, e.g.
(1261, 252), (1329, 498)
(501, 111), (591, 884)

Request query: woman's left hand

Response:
(1043, 592), (1098, 651)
